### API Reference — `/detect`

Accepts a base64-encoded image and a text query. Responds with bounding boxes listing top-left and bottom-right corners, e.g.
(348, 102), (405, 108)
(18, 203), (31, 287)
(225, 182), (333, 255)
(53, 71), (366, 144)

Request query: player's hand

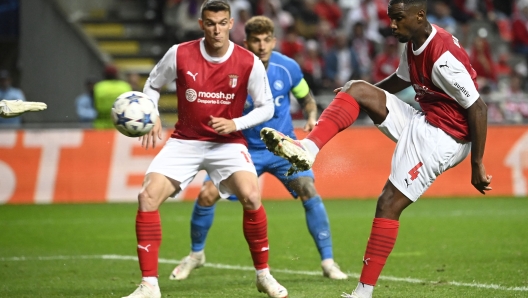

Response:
(0, 99), (47, 118)
(209, 116), (236, 134)
(304, 117), (316, 132)
(333, 87), (343, 94)
(471, 163), (492, 194)
(140, 116), (162, 149)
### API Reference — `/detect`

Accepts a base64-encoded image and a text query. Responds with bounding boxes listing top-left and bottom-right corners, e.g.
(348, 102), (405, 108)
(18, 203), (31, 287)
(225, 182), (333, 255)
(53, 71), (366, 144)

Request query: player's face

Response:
(244, 32), (276, 64)
(199, 10), (233, 53)
(387, 3), (423, 43)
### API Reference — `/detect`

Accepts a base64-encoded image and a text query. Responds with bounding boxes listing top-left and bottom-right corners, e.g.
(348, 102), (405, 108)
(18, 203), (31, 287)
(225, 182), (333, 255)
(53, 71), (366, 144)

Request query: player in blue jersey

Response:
(170, 16), (348, 281)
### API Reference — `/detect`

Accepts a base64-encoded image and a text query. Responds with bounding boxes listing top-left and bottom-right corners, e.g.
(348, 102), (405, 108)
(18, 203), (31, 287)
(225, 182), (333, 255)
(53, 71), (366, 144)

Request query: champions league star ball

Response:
(111, 91), (158, 137)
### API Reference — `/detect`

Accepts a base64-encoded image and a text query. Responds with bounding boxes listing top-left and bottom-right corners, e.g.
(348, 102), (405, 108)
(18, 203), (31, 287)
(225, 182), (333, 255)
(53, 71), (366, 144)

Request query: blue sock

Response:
(190, 201), (216, 252)
(303, 195), (333, 260)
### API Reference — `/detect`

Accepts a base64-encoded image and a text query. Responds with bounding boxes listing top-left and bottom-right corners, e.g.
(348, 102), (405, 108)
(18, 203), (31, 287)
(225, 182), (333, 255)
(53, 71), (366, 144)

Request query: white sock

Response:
(142, 276), (158, 287)
(190, 250), (204, 258)
(300, 139), (319, 157)
(256, 268), (270, 276)
(354, 282), (374, 297)
(321, 258), (334, 267)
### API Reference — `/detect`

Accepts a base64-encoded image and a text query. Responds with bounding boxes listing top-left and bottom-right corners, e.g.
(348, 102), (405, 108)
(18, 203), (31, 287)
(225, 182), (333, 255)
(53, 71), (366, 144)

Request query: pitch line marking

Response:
(1, 254), (527, 292)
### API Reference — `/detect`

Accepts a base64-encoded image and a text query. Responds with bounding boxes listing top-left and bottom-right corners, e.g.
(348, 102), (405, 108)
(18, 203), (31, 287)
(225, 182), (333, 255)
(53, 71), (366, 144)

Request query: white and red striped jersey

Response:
(396, 24), (479, 141)
(143, 39), (273, 145)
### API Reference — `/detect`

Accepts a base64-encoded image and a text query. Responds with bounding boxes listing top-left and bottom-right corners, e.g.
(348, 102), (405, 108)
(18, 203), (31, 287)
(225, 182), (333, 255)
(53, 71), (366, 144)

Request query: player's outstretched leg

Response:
(0, 99), (47, 118)
(260, 128), (315, 175)
(302, 195), (348, 280)
(170, 200), (213, 280)
(261, 91), (361, 175)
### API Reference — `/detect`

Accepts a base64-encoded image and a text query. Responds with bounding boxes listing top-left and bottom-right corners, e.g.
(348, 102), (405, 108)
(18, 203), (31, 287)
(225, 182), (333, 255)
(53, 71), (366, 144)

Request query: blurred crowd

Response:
(156, 0), (528, 124)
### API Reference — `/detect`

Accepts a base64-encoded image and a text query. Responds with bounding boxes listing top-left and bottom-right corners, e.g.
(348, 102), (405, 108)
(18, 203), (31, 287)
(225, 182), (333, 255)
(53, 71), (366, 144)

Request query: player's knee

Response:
(290, 178), (317, 200)
(342, 80), (372, 103)
(197, 183), (219, 207)
(137, 188), (161, 211)
(238, 189), (260, 209)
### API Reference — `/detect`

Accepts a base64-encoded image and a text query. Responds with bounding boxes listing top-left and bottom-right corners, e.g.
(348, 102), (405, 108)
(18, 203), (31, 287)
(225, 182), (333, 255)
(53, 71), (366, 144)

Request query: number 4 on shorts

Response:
(408, 162), (423, 181)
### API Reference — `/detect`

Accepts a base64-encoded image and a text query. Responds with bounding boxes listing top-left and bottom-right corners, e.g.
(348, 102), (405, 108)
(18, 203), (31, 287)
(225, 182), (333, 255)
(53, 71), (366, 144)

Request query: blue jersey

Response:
(243, 51), (305, 149)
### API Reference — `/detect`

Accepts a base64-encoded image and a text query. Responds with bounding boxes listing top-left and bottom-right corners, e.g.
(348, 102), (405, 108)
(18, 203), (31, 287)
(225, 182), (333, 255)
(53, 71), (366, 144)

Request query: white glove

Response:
(0, 99), (47, 118)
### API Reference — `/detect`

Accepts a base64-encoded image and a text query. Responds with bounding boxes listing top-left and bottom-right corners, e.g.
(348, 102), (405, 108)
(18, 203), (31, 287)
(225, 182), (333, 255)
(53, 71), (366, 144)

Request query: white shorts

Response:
(377, 91), (471, 201)
(146, 138), (257, 198)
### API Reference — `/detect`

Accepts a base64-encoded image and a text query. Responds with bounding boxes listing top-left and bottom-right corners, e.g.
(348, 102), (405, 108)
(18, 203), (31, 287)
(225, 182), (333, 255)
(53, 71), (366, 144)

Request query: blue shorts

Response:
(204, 147), (315, 200)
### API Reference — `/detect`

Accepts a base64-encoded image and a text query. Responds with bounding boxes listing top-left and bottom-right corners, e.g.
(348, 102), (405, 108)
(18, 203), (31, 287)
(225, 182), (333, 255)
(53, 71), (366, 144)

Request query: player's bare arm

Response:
(297, 92), (317, 131)
(139, 84), (163, 149)
(467, 97), (492, 194)
(209, 115), (237, 134)
(375, 73), (412, 94)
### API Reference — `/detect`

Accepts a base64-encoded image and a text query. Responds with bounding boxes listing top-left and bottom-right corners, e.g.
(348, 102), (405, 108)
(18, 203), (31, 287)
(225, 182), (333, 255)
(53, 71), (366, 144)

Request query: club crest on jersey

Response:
(229, 74), (238, 88)
(273, 80), (284, 91)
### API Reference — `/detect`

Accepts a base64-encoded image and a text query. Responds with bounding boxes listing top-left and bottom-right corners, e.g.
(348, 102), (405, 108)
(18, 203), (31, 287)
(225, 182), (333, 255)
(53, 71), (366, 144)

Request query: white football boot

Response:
(341, 292), (361, 298)
(169, 253), (205, 280)
(122, 282), (161, 298)
(0, 99), (47, 117)
(256, 272), (288, 298)
(260, 127), (315, 176)
(322, 262), (348, 280)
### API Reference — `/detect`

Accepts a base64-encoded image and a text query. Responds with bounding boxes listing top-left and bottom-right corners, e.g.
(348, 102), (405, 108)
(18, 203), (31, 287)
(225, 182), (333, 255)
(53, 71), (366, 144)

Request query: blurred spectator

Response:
(372, 36), (400, 82)
(299, 39), (325, 94)
(350, 22), (376, 81)
(0, 69), (25, 128)
(293, 0), (320, 39)
(75, 77), (98, 124)
(126, 72), (142, 92)
(314, 0), (342, 29)
(344, 0), (385, 44)
(231, 7), (251, 46)
(511, 0), (528, 62)
(93, 65), (132, 129)
(164, 0), (204, 43)
(427, 0), (457, 34)
(323, 31), (361, 88)
(280, 26), (305, 58)
(500, 74), (528, 123)
(470, 32), (498, 89)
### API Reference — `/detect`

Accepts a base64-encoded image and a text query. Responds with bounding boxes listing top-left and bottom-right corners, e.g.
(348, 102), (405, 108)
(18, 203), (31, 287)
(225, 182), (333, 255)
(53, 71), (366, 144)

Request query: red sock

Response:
(136, 210), (162, 277)
(359, 218), (399, 285)
(307, 92), (360, 149)
(243, 206), (269, 270)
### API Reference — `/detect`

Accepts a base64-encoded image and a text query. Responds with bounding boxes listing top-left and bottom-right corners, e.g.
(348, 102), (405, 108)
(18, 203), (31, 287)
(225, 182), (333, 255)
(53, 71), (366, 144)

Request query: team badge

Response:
(229, 74), (238, 88)
(185, 88), (197, 102)
(273, 80), (284, 91)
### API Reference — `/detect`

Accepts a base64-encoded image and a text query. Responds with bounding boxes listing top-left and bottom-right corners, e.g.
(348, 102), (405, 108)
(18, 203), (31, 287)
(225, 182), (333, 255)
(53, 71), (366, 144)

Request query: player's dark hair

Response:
(245, 16), (275, 38)
(388, 0), (427, 7)
(201, 0), (231, 18)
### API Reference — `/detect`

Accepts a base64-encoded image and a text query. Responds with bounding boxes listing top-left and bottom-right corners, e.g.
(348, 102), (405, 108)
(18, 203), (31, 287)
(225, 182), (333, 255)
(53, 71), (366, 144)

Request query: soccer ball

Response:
(111, 91), (158, 137)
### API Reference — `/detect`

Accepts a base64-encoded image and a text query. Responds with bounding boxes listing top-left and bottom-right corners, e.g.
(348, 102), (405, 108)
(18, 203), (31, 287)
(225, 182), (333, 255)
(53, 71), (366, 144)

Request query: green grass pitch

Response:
(0, 197), (527, 297)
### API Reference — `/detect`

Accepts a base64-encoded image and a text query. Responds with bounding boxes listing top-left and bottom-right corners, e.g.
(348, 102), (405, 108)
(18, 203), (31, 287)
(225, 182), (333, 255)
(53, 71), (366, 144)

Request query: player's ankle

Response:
(321, 258), (334, 267)
(142, 276), (158, 287)
(355, 282), (374, 297)
(256, 267), (270, 276)
(190, 250), (204, 259)
(301, 139), (319, 157)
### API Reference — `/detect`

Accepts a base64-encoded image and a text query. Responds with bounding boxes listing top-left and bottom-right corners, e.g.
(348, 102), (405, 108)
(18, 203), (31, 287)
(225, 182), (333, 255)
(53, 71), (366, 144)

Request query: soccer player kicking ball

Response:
(123, 1), (286, 298)
(170, 16), (348, 282)
(261, 0), (492, 297)
(0, 99), (47, 118)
